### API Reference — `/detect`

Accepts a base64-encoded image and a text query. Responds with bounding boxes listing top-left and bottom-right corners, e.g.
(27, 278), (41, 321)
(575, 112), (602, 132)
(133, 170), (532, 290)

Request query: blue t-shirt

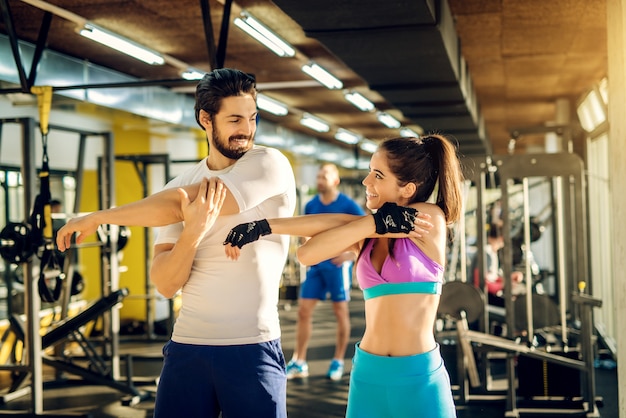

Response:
(305, 192), (365, 269)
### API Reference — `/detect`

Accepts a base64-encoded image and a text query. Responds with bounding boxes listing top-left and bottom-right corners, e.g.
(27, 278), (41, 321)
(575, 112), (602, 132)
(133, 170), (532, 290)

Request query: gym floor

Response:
(0, 289), (618, 417)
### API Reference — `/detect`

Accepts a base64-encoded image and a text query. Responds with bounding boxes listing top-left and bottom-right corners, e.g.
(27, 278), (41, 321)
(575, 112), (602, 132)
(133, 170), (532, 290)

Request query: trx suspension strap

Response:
(30, 86), (64, 303)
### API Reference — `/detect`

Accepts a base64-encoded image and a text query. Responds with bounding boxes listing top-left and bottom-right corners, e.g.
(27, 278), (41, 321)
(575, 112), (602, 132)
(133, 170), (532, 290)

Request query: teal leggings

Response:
(346, 343), (456, 418)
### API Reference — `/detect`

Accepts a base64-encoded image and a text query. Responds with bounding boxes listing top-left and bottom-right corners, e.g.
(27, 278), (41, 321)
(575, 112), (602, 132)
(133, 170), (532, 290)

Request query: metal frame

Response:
(114, 154), (173, 340)
(0, 117), (126, 416)
(495, 152), (597, 417)
(445, 152), (601, 417)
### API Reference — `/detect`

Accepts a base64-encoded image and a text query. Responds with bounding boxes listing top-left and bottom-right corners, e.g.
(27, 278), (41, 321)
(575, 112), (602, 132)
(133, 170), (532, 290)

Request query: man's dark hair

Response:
(194, 68), (257, 129)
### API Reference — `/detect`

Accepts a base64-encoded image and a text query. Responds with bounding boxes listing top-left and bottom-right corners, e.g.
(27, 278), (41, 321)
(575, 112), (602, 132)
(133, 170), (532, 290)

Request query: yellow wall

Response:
(110, 113), (151, 321)
(76, 108), (152, 322)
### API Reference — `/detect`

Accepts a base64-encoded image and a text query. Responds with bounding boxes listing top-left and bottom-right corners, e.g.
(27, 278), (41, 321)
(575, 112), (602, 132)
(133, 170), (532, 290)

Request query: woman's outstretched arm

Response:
(223, 213), (362, 260)
(223, 204), (432, 260)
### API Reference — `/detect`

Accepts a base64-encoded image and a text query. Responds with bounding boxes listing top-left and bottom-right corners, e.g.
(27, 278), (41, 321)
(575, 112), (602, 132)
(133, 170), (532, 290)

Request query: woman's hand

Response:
(223, 219), (272, 260)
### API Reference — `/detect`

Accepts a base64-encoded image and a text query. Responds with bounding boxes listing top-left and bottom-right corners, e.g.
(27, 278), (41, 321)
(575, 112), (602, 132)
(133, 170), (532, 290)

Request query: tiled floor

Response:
(0, 290), (618, 417)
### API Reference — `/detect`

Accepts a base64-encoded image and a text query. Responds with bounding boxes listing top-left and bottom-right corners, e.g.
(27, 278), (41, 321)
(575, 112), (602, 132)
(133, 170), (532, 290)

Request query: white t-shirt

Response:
(155, 145), (296, 345)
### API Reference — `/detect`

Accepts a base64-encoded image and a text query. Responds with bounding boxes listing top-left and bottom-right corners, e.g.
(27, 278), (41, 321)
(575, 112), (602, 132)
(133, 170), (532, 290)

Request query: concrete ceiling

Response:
(0, 0), (607, 158)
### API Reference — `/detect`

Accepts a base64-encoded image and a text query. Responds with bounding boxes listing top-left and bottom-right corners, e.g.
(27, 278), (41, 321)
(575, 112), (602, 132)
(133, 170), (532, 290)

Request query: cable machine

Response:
(0, 111), (148, 414)
(438, 152), (603, 417)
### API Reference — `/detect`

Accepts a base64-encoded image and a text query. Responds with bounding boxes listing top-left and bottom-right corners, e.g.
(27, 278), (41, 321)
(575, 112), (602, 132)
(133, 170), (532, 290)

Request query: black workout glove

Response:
(223, 219), (272, 249)
(372, 202), (418, 234)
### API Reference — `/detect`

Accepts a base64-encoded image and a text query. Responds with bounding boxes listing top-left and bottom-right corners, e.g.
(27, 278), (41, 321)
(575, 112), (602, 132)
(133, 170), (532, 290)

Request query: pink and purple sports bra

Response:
(356, 238), (443, 300)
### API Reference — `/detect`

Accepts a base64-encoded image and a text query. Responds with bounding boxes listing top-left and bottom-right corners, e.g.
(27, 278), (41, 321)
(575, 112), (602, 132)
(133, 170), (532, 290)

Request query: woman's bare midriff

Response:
(359, 293), (440, 357)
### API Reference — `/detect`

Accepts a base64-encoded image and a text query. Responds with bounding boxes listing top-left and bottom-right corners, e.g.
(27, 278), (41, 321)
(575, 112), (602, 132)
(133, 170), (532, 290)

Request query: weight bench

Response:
(2, 288), (151, 406)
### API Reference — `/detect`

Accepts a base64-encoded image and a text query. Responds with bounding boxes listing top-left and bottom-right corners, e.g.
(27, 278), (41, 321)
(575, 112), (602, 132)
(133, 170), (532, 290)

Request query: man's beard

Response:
(211, 125), (253, 160)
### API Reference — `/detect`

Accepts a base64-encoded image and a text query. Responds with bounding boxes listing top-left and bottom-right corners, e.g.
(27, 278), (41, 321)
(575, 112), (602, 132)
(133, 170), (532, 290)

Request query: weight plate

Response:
(0, 222), (34, 264)
(438, 281), (485, 323)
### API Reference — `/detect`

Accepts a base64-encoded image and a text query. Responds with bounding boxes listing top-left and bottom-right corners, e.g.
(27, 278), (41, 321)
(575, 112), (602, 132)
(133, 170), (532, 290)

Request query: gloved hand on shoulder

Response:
(372, 202), (417, 234)
(223, 219), (272, 248)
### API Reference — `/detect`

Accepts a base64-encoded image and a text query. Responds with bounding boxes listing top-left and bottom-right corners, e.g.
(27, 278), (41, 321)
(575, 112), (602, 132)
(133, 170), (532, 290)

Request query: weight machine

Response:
(439, 153), (603, 417)
(0, 115), (149, 415)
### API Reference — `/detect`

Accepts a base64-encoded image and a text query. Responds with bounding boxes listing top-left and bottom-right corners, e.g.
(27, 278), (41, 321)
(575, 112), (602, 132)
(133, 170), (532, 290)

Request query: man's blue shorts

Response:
(300, 264), (352, 302)
(346, 343), (457, 418)
(154, 339), (287, 418)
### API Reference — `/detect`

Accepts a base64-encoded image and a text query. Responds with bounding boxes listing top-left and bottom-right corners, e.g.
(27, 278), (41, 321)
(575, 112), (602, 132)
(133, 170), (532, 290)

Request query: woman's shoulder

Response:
(408, 202), (447, 261)
(411, 202), (445, 221)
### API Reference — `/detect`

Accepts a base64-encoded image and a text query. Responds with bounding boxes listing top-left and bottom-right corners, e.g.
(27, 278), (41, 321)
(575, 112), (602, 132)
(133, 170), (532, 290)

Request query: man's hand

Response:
(223, 219), (272, 260)
(372, 202), (418, 234)
(56, 214), (100, 251)
(179, 177), (226, 241)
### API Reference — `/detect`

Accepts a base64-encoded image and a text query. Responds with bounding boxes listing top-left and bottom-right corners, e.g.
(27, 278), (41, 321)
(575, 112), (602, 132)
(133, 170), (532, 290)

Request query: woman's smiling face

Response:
(361, 150), (412, 211)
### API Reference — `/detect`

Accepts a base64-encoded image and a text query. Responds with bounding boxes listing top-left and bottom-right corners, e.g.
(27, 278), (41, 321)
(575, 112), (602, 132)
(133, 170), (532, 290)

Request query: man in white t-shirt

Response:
(56, 68), (296, 418)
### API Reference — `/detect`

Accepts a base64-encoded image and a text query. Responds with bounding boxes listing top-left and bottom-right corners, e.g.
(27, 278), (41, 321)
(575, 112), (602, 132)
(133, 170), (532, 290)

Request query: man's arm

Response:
(56, 177), (230, 251)
(150, 178), (226, 298)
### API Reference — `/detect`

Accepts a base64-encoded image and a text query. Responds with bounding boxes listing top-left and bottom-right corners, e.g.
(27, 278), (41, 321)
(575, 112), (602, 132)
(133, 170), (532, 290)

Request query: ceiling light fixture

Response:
(376, 111), (401, 129)
(302, 63), (343, 90)
(335, 128), (361, 144)
(257, 94), (289, 116)
(359, 140), (378, 154)
(78, 23), (165, 65)
(300, 113), (330, 132)
(233, 12), (296, 58)
(400, 127), (420, 138)
(181, 68), (205, 80)
(344, 90), (375, 112)
(576, 89), (606, 133)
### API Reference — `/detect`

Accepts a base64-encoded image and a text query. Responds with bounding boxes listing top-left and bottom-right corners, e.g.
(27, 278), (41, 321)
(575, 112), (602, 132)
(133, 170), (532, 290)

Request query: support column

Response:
(606, 0), (626, 415)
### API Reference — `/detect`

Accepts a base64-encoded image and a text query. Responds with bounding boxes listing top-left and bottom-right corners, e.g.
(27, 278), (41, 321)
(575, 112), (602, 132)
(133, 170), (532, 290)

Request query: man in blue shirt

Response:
(286, 163), (365, 381)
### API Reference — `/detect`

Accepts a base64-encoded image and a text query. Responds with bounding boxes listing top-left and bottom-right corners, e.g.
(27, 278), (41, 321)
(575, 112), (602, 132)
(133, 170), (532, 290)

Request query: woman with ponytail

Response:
(224, 135), (464, 417)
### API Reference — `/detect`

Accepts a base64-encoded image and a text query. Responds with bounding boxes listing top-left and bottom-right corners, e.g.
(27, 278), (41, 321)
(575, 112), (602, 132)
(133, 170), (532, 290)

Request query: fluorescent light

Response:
(339, 158), (357, 168)
(377, 111), (401, 129)
(302, 63), (343, 90)
(79, 23), (164, 65)
(359, 140), (378, 154)
(400, 127), (420, 138)
(319, 152), (340, 162)
(292, 144), (317, 155)
(300, 113), (330, 132)
(577, 89), (606, 132)
(181, 68), (205, 80)
(344, 90), (375, 112)
(335, 128), (360, 144)
(357, 159), (370, 170)
(234, 12), (295, 57)
(257, 94), (289, 116)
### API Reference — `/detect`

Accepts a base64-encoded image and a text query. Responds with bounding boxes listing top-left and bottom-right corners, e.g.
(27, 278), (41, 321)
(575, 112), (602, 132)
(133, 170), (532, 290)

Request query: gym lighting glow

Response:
(257, 94), (289, 116)
(234, 12), (295, 58)
(181, 68), (205, 80)
(359, 140), (378, 154)
(344, 90), (375, 112)
(400, 127), (420, 138)
(302, 63), (343, 90)
(376, 111), (401, 129)
(334, 128), (361, 144)
(577, 89), (607, 133)
(300, 113), (330, 132)
(79, 23), (165, 65)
